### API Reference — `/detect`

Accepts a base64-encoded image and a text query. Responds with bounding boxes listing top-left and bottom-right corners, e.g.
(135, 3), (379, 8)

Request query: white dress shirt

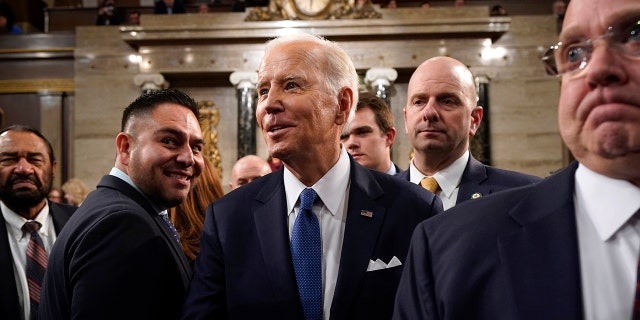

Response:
(2, 201), (55, 320)
(575, 164), (640, 320)
(285, 147), (351, 320)
(408, 150), (469, 210)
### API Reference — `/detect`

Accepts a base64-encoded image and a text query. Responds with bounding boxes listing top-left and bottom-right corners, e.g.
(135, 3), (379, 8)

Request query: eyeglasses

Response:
(541, 17), (640, 76)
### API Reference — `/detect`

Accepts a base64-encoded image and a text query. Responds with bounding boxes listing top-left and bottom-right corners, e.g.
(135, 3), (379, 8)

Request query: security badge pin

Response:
(471, 193), (482, 199)
(360, 210), (373, 218)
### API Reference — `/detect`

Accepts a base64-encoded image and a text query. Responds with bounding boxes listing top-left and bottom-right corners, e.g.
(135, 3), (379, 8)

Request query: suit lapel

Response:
(98, 175), (193, 284)
(457, 155), (490, 203)
(331, 161), (385, 318)
(498, 162), (583, 319)
(0, 212), (21, 319)
(253, 170), (300, 296)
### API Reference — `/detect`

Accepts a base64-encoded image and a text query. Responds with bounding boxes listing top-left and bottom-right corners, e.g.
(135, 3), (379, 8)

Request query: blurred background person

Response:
(95, 0), (124, 25)
(0, 125), (76, 320)
(341, 91), (401, 174)
(490, 4), (508, 16)
(552, 0), (566, 33)
(154, 0), (186, 14)
(170, 157), (224, 268)
(48, 188), (64, 204)
(127, 10), (141, 25)
(61, 178), (90, 206)
(267, 155), (282, 172)
(198, 3), (209, 13)
(229, 155), (272, 190)
(0, 3), (22, 34)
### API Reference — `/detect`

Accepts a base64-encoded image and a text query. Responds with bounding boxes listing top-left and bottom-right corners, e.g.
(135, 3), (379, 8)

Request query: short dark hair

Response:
(121, 88), (200, 131)
(0, 125), (56, 163)
(355, 91), (394, 134)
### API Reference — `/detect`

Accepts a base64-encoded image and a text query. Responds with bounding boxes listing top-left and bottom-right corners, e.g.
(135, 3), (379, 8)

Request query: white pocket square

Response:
(366, 256), (402, 271)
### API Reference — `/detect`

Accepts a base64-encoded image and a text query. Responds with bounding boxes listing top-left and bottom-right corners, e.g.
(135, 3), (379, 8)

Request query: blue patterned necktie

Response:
(22, 221), (47, 320)
(159, 211), (181, 244)
(291, 188), (322, 320)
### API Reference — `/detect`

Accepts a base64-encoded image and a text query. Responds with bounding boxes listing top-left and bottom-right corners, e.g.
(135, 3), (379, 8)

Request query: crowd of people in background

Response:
(0, 0), (569, 31)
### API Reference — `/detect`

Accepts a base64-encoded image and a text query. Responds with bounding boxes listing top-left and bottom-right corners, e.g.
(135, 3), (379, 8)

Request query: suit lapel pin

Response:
(360, 210), (373, 218)
(471, 192), (482, 199)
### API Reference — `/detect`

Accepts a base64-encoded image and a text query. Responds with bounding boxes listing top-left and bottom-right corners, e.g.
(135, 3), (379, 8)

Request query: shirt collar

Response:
(385, 162), (398, 175)
(575, 163), (640, 241)
(110, 167), (165, 213)
(285, 146), (351, 216)
(409, 149), (469, 197)
(1, 201), (51, 240)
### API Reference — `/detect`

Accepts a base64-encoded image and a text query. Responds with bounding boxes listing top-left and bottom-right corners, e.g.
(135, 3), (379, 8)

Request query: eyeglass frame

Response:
(541, 17), (640, 76)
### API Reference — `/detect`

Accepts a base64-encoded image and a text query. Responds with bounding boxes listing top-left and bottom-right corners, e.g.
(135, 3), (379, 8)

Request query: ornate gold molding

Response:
(199, 100), (223, 177)
(245, 0), (380, 21)
(0, 79), (74, 94)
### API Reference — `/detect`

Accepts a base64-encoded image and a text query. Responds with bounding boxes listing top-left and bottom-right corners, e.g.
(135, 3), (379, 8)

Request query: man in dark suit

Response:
(181, 33), (443, 320)
(0, 125), (77, 320)
(397, 56), (540, 209)
(341, 91), (403, 175)
(154, 0), (186, 14)
(39, 89), (204, 319)
(393, 0), (640, 318)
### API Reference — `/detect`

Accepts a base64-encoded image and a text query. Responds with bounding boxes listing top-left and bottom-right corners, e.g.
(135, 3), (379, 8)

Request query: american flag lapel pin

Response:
(360, 210), (373, 218)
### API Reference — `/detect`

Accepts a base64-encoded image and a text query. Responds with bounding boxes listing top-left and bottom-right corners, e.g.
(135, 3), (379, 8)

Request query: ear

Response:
(469, 106), (484, 136)
(115, 132), (133, 166)
(335, 87), (353, 126)
(385, 127), (396, 147)
(403, 107), (409, 135)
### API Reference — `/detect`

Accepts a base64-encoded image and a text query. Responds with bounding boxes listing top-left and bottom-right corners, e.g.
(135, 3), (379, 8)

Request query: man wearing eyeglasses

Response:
(392, 0), (640, 319)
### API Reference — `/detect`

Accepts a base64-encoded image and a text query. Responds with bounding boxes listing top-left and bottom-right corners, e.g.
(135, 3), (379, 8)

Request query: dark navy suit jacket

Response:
(181, 157), (443, 319)
(153, 0), (186, 14)
(0, 201), (76, 320)
(396, 154), (542, 204)
(393, 162), (583, 319)
(40, 175), (192, 320)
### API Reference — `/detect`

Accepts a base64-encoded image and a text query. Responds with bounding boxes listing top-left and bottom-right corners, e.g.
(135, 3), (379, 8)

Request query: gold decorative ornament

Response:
(198, 100), (223, 177)
(245, 0), (380, 21)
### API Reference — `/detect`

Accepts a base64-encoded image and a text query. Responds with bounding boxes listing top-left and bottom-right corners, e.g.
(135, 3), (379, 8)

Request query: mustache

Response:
(9, 174), (40, 187)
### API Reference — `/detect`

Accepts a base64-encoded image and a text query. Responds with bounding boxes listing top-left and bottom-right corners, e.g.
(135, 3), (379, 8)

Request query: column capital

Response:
(229, 71), (258, 89)
(365, 68), (398, 88)
(133, 73), (168, 92)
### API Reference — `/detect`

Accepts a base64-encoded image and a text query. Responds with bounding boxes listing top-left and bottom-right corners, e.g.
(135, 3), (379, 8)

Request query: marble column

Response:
(364, 67), (398, 106)
(229, 71), (258, 159)
(133, 73), (168, 94)
(474, 74), (491, 165)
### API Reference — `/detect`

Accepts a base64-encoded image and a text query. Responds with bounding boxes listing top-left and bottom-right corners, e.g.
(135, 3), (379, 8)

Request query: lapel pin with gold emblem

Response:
(471, 193), (482, 199)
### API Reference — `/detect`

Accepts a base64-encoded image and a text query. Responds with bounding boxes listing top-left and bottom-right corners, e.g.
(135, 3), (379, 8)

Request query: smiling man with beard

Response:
(0, 125), (77, 320)
(40, 89), (204, 319)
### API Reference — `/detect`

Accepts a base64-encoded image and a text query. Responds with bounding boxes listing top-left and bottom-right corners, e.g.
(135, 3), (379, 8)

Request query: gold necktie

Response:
(420, 177), (440, 193)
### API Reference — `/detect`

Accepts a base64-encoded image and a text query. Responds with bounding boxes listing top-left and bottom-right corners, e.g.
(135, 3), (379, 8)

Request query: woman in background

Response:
(62, 178), (90, 206)
(170, 157), (224, 267)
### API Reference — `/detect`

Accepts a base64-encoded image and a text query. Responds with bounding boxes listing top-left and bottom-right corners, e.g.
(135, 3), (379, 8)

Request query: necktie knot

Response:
(420, 177), (440, 193)
(300, 188), (318, 212)
(22, 221), (42, 235)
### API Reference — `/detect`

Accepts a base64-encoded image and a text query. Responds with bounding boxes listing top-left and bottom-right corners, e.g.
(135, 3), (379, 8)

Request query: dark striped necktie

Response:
(22, 221), (47, 320)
